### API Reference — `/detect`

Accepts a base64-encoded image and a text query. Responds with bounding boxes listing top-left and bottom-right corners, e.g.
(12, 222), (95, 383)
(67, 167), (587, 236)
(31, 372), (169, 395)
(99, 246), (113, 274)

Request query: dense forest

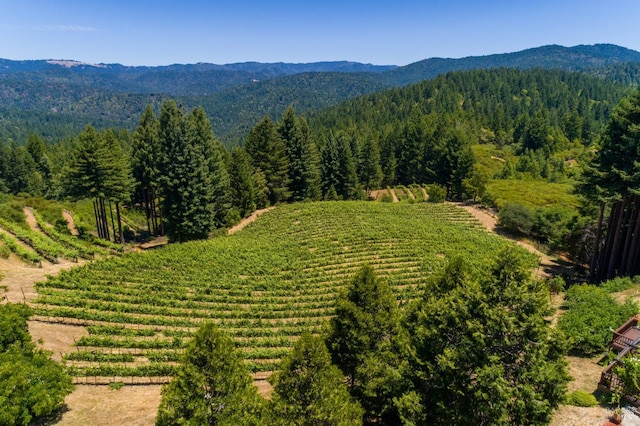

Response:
(2, 44), (640, 145)
(2, 45), (640, 424)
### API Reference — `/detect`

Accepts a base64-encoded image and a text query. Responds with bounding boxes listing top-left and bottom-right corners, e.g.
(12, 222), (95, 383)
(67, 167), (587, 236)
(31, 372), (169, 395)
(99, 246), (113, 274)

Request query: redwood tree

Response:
(582, 89), (640, 282)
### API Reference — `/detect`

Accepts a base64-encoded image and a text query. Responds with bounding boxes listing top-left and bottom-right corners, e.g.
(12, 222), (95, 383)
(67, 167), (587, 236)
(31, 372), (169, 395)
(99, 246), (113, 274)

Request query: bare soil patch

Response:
(0, 255), (80, 304)
(228, 206), (275, 235)
(390, 188), (399, 203)
(57, 385), (163, 426)
(23, 207), (41, 232)
(63, 210), (80, 236)
(29, 321), (88, 362)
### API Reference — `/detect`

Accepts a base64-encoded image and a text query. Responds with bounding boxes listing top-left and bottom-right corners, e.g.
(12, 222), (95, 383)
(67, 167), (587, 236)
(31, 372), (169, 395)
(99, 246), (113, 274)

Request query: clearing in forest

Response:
(30, 201), (533, 381)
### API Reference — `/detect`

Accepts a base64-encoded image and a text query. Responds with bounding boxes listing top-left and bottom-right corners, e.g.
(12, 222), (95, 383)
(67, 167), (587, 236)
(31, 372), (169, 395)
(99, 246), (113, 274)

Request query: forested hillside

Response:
(1, 44), (639, 145)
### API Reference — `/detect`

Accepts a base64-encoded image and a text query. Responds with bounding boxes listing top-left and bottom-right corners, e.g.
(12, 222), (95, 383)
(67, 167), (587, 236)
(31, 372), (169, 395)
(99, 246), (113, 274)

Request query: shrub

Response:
(557, 284), (639, 355)
(426, 184), (447, 203)
(546, 276), (566, 294)
(498, 203), (534, 234)
(0, 303), (73, 425)
(565, 390), (598, 407)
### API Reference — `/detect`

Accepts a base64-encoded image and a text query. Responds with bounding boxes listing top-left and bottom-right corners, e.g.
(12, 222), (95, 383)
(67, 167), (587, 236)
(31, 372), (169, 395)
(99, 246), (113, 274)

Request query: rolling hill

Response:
(1, 43), (639, 145)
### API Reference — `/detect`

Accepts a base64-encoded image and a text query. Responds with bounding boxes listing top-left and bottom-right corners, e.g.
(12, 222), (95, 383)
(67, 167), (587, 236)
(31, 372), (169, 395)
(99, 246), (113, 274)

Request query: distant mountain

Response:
(0, 44), (639, 145)
(383, 44), (640, 86)
(0, 59), (396, 95)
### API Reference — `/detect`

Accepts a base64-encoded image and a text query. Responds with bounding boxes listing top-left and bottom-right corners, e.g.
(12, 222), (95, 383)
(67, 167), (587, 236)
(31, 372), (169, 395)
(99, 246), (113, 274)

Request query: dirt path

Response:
(390, 188), (399, 203)
(23, 207), (40, 232)
(63, 210), (79, 236)
(228, 207), (275, 235)
(453, 203), (561, 279)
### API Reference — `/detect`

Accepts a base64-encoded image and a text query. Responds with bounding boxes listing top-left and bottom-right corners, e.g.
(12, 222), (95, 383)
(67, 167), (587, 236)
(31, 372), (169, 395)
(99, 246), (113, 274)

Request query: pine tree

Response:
(327, 266), (408, 424)
(63, 125), (132, 242)
(25, 133), (53, 197)
(278, 107), (320, 201)
(132, 105), (163, 236)
(582, 88), (640, 281)
(403, 249), (569, 424)
(359, 139), (383, 194)
(229, 148), (256, 218)
(268, 334), (363, 426)
(244, 116), (290, 205)
(158, 100), (214, 242)
(156, 323), (263, 425)
(187, 107), (231, 228)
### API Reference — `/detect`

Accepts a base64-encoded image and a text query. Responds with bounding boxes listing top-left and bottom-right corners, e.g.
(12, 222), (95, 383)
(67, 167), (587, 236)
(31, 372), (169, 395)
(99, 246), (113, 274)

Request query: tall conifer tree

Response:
(158, 100), (214, 242)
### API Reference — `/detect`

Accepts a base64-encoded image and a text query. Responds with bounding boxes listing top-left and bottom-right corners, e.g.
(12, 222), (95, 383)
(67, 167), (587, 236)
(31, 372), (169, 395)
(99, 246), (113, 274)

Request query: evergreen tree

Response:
(4, 143), (40, 196)
(581, 88), (640, 281)
(403, 249), (569, 425)
(379, 134), (397, 187)
(63, 125), (132, 242)
(156, 323), (263, 426)
(278, 107), (320, 201)
(132, 105), (163, 236)
(25, 133), (53, 197)
(268, 334), (364, 426)
(359, 139), (383, 194)
(229, 148), (256, 218)
(336, 134), (360, 200)
(158, 100), (214, 242)
(187, 107), (231, 228)
(436, 126), (476, 200)
(244, 116), (290, 205)
(327, 266), (408, 424)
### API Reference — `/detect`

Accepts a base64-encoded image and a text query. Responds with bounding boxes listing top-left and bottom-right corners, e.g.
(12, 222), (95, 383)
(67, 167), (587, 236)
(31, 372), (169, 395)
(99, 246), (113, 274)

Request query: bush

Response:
(426, 184), (447, 203)
(565, 390), (598, 407)
(601, 276), (639, 294)
(557, 284), (639, 355)
(498, 203), (534, 234)
(0, 303), (73, 425)
(546, 276), (566, 294)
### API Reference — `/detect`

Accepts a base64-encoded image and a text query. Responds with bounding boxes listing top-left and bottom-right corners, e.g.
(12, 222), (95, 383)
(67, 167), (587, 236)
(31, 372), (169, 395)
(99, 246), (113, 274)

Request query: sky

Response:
(0, 0), (639, 67)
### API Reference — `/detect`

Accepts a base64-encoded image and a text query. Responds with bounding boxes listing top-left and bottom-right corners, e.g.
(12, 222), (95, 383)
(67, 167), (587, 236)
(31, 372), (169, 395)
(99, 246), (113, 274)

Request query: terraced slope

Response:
(32, 201), (536, 380)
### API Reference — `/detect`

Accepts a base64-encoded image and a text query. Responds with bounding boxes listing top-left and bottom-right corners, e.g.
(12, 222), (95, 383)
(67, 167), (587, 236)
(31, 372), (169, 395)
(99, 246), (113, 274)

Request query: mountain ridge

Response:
(1, 43), (639, 145)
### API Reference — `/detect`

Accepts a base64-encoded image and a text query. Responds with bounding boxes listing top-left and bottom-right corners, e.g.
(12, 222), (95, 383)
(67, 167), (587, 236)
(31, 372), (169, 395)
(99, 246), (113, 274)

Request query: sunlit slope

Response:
(34, 201), (535, 377)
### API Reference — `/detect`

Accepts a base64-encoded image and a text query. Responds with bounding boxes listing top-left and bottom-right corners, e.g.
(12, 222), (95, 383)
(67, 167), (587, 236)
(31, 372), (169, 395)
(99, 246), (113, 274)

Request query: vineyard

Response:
(31, 201), (536, 381)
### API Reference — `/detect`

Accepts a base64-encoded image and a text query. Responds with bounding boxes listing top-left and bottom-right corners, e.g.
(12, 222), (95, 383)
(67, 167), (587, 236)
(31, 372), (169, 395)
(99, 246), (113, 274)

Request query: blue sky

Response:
(1, 0), (638, 66)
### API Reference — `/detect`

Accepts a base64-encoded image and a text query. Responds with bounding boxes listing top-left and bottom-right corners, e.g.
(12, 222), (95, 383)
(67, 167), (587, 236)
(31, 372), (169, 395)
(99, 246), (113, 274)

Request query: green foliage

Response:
(327, 266), (408, 423)
(546, 276), (566, 294)
(565, 390), (598, 407)
(0, 303), (31, 352)
(498, 203), (535, 234)
(269, 334), (364, 426)
(158, 100), (216, 241)
(601, 276), (640, 293)
(487, 179), (579, 210)
(34, 202), (526, 376)
(156, 323), (264, 426)
(0, 303), (73, 425)
(245, 116), (291, 205)
(0, 199), (27, 227)
(557, 284), (639, 354)
(278, 107), (321, 202)
(425, 184), (446, 203)
(614, 355), (640, 398)
(403, 248), (569, 425)
(229, 148), (257, 217)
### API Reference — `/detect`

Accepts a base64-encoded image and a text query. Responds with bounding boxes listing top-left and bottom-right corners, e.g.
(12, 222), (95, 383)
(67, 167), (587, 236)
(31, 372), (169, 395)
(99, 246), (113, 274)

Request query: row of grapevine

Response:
(33, 201), (537, 377)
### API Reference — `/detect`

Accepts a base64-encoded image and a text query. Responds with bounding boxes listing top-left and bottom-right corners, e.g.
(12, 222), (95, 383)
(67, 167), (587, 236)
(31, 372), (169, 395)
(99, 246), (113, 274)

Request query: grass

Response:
(487, 178), (579, 209)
